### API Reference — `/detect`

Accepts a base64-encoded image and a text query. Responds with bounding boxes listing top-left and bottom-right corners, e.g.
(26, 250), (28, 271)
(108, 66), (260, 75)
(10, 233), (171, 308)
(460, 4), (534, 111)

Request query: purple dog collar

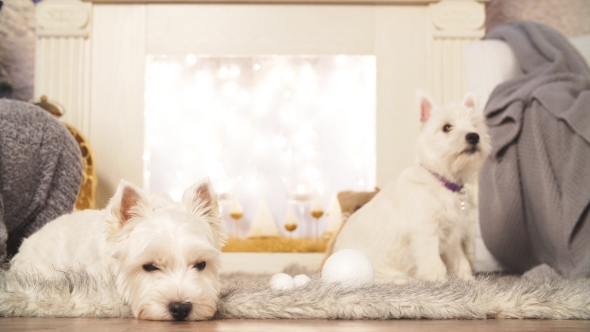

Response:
(422, 166), (464, 193)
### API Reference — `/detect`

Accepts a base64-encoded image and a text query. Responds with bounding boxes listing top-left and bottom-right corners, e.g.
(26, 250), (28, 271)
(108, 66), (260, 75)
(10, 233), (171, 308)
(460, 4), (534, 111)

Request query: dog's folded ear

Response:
(182, 178), (226, 241)
(110, 180), (152, 228)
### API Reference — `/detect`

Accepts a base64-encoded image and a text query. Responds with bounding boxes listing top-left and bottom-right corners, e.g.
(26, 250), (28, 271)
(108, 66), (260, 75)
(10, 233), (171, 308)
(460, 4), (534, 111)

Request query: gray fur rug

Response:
(1, 265), (589, 320)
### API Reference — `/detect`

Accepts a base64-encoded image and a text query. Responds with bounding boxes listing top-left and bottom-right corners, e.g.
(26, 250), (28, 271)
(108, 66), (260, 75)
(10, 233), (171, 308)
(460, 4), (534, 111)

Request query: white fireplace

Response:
(34, 0), (489, 272)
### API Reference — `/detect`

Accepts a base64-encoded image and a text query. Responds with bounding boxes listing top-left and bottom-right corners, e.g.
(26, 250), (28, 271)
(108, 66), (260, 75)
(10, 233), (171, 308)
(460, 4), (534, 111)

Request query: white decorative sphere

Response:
(321, 249), (374, 287)
(293, 274), (311, 287)
(269, 273), (294, 291)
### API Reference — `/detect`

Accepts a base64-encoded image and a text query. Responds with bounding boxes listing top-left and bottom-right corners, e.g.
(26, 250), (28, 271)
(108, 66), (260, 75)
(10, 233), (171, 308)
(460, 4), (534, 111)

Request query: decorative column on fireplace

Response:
(35, 0), (91, 135)
(429, 0), (486, 104)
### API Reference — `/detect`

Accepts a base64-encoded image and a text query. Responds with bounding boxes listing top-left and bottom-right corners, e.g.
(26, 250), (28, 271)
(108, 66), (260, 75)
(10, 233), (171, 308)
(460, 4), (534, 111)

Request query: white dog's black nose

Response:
(169, 302), (192, 321)
(466, 133), (479, 145)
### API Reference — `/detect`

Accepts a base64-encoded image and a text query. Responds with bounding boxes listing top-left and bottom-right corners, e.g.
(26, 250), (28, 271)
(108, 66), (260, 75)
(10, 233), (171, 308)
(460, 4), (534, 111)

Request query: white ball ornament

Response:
(269, 273), (295, 291)
(293, 274), (311, 287)
(321, 249), (374, 287)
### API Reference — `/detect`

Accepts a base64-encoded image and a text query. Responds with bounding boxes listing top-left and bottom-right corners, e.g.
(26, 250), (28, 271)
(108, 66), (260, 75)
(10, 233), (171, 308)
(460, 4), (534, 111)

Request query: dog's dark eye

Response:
(142, 263), (160, 272)
(194, 261), (206, 271)
(443, 124), (452, 133)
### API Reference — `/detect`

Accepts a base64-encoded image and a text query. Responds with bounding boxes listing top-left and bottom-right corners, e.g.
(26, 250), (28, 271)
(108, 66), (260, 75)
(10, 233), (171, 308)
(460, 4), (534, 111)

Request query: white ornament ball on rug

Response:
(269, 273), (294, 291)
(293, 274), (311, 287)
(321, 249), (374, 287)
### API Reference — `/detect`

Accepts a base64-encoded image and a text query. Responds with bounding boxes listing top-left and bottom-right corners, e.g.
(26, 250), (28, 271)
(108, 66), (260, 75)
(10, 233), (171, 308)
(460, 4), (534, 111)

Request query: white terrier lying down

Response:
(10, 178), (226, 321)
(333, 91), (491, 284)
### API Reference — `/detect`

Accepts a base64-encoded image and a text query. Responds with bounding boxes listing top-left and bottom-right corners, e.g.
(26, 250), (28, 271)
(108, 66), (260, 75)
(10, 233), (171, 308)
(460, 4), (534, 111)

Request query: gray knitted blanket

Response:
(0, 99), (83, 260)
(478, 21), (590, 278)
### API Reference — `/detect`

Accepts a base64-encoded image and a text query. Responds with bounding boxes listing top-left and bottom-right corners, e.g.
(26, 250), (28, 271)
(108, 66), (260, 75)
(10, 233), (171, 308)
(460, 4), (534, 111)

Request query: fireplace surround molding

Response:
(34, 0), (488, 205)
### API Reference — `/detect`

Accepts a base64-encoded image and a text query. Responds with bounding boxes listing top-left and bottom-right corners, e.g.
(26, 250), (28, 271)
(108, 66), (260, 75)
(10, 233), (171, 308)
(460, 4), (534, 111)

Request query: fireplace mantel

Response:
(35, 0), (487, 205)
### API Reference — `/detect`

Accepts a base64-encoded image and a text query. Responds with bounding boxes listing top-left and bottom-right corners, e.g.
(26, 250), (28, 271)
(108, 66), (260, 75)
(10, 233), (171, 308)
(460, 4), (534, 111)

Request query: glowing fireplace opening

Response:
(145, 55), (376, 238)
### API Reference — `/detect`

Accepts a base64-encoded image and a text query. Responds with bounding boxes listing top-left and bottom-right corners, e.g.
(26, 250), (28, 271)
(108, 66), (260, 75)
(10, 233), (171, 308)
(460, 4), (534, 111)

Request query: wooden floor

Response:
(1, 318), (589, 331)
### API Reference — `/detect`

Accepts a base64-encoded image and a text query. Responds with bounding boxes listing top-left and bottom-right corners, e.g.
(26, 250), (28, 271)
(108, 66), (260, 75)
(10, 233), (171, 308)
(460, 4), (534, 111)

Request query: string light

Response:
(230, 65), (241, 77)
(335, 55), (348, 65)
(238, 91), (250, 104)
(185, 54), (197, 65)
(218, 67), (229, 78)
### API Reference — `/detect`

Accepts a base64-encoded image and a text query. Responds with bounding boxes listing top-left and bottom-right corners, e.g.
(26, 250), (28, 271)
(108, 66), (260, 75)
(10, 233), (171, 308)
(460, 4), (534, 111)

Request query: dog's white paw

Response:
(456, 267), (474, 280)
(417, 261), (448, 282)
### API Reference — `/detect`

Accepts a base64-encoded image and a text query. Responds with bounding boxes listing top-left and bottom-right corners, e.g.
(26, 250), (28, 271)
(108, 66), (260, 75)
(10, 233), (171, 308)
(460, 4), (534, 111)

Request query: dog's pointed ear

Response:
(182, 178), (226, 242)
(462, 92), (477, 111)
(182, 177), (220, 218)
(416, 90), (435, 124)
(110, 180), (151, 228)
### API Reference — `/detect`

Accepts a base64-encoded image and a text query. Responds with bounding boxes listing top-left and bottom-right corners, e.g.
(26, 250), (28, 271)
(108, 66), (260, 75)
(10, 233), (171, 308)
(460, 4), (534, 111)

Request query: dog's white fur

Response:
(10, 178), (227, 321)
(333, 91), (491, 284)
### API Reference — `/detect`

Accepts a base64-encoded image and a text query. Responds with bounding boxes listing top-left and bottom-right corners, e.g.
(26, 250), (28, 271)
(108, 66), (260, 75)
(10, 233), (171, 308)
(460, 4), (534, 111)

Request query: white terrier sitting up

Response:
(333, 91), (491, 284)
(10, 178), (226, 321)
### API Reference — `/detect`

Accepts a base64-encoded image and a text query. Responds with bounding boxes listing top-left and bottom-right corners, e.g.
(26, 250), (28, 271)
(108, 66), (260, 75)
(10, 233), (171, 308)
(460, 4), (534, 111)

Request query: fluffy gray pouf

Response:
(1, 268), (589, 320)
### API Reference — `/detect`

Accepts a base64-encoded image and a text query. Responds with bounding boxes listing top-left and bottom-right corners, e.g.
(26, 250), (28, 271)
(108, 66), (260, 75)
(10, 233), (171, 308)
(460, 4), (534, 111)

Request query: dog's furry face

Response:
(416, 92), (491, 181)
(106, 179), (226, 321)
